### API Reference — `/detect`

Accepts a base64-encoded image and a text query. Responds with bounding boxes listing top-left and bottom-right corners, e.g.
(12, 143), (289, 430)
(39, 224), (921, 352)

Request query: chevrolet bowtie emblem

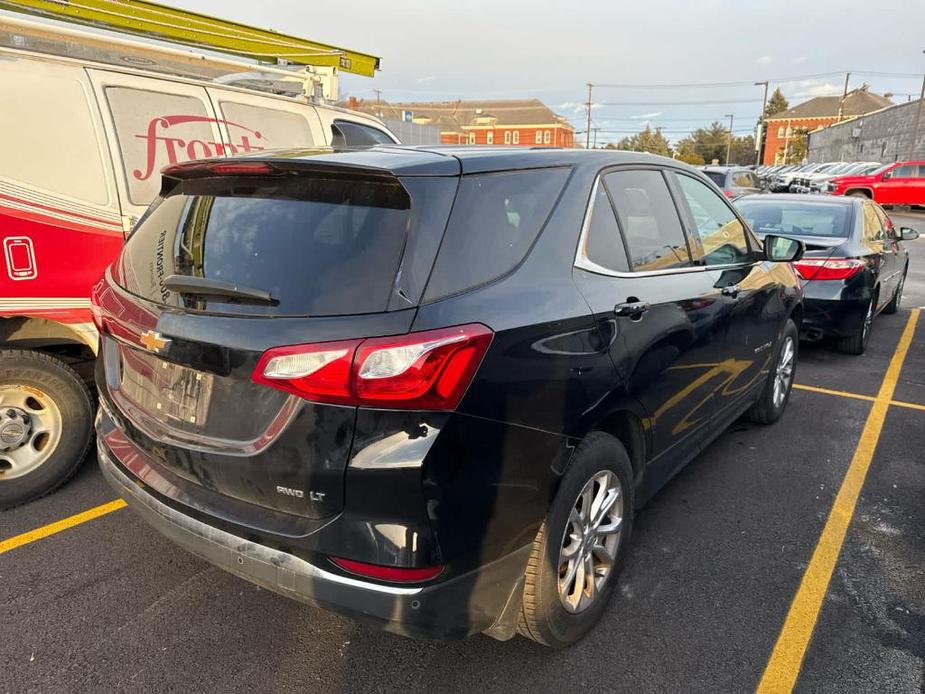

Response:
(139, 330), (171, 353)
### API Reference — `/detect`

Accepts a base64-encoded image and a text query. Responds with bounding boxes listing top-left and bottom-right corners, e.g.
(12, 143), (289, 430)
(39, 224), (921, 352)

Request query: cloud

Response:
(632, 111), (663, 119)
(414, 75), (435, 84)
(791, 55), (808, 64)
(795, 80), (842, 97)
(757, 55), (773, 65)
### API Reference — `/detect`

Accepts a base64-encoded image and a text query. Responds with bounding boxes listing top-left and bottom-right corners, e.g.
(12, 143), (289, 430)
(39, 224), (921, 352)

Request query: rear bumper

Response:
(801, 296), (869, 338)
(97, 436), (531, 641)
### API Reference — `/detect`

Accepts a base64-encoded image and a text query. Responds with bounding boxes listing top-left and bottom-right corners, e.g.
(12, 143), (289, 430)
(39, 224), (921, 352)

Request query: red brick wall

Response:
(442, 126), (575, 147)
(763, 117), (837, 164)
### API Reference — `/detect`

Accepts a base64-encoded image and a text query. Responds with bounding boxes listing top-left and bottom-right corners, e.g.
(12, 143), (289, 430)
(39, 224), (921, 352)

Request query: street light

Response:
(725, 113), (734, 165)
(755, 81), (769, 166)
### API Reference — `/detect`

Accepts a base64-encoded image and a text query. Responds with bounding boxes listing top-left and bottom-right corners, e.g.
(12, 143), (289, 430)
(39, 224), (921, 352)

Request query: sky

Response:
(170, 0), (925, 145)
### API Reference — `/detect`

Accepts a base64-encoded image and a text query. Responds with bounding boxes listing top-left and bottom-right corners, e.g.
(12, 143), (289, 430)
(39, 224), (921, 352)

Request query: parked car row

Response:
(755, 160), (925, 207)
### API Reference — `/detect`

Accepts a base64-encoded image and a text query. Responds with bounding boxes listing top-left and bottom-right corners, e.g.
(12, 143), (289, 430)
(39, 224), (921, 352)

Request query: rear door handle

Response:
(721, 285), (739, 298)
(614, 301), (649, 318)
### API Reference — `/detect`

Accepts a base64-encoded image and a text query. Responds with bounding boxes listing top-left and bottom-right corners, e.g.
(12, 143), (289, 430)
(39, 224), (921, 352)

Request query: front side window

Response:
(583, 182), (629, 273)
(731, 172), (757, 188)
(674, 173), (751, 266)
(604, 170), (691, 272)
(330, 119), (394, 146)
(890, 165), (915, 179)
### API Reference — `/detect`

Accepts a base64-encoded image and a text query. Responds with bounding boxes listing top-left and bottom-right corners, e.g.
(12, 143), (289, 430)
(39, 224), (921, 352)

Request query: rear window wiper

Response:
(162, 275), (278, 305)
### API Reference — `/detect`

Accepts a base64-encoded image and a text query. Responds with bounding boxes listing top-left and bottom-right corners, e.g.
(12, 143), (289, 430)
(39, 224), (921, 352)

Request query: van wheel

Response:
(0, 350), (94, 509)
(746, 319), (798, 424)
(836, 295), (875, 355)
(883, 271), (905, 315)
(518, 432), (634, 648)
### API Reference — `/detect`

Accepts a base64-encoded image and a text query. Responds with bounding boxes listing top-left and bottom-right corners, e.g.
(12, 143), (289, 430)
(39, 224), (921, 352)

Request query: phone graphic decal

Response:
(4, 237), (37, 280)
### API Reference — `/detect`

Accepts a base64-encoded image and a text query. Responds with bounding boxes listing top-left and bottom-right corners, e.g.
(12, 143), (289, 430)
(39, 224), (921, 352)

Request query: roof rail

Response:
(0, 0), (380, 76)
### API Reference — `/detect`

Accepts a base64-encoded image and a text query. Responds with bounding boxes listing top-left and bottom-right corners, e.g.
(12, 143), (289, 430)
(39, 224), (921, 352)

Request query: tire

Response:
(883, 270), (906, 315)
(0, 350), (94, 509)
(836, 293), (876, 355)
(745, 319), (798, 425)
(518, 431), (634, 648)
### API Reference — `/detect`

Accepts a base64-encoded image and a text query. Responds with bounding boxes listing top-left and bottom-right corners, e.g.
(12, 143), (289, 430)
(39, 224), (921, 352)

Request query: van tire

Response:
(0, 350), (94, 509)
(518, 432), (634, 648)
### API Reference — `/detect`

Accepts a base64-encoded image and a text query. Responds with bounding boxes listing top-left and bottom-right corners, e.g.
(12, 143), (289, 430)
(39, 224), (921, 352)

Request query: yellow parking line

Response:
(792, 383), (876, 403)
(0, 499), (126, 555)
(757, 308), (920, 693)
(891, 399), (925, 413)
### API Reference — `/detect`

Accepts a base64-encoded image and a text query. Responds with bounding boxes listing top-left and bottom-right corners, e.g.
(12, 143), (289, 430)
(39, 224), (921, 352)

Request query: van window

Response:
(217, 101), (314, 150)
(604, 170), (691, 272)
(118, 175), (415, 316)
(0, 68), (108, 205)
(423, 168), (570, 301)
(105, 87), (218, 206)
(331, 120), (396, 146)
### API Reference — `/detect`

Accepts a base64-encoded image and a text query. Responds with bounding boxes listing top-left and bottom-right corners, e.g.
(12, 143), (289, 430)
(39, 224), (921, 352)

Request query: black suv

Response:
(94, 147), (804, 648)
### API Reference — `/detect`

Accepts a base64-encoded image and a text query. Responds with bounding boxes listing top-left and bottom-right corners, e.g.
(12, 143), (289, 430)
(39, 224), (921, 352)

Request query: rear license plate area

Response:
(119, 347), (214, 428)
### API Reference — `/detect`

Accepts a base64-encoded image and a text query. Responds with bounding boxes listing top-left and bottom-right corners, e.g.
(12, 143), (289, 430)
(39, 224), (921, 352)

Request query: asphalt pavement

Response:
(2, 212), (924, 694)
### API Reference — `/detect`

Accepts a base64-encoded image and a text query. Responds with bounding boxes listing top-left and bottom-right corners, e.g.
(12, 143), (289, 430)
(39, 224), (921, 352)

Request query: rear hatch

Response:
(97, 157), (458, 519)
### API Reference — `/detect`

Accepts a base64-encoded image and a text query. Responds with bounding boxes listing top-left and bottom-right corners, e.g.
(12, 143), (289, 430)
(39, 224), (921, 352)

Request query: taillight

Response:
(330, 557), (443, 583)
(793, 258), (866, 281)
(161, 161), (276, 178)
(723, 189), (736, 199)
(252, 323), (493, 410)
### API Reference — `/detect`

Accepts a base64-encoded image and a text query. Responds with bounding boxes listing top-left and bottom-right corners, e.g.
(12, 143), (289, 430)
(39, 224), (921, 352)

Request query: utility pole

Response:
(585, 83), (593, 149)
(755, 80), (769, 166)
(592, 127), (600, 149)
(725, 114), (734, 164)
(836, 72), (851, 123)
(908, 51), (925, 159)
(373, 88), (383, 118)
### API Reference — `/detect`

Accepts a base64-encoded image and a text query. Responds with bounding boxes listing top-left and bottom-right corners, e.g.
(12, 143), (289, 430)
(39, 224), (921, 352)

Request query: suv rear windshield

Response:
(116, 174), (453, 317)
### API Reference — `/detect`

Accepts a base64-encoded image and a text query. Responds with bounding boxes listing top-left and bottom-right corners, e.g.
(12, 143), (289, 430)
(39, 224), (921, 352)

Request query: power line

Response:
(596, 97), (765, 106)
(592, 70), (923, 89)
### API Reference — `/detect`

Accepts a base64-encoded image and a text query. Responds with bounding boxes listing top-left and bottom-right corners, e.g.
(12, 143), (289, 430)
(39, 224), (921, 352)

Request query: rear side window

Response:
(703, 171), (727, 187)
(890, 165), (916, 179)
(331, 120), (396, 146)
(731, 172), (758, 188)
(118, 175), (415, 316)
(604, 170), (691, 272)
(216, 101), (314, 150)
(583, 182), (629, 273)
(423, 168), (570, 301)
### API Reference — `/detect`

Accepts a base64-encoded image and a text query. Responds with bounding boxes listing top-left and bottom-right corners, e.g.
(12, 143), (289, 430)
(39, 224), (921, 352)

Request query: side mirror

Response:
(900, 227), (920, 241)
(881, 171), (892, 181)
(764, 234), (805, 262)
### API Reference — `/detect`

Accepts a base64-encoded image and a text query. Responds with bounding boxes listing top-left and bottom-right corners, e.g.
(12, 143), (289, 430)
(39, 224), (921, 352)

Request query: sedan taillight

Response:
(793, 258), (866, 281)
(252, 324), (493, 410)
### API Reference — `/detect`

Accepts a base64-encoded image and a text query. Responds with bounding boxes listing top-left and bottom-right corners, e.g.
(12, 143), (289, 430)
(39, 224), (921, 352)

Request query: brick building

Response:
(762, 87), (892, 164)
(347, 97), (575, 147)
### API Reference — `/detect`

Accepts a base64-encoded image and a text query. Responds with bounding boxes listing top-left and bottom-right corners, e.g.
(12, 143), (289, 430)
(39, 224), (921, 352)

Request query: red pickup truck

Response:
(828, 161), (925, 205)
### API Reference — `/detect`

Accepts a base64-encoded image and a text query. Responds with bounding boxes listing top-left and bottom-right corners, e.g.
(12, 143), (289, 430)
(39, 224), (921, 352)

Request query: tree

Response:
(784, 128), (809, 163)
(674, 137), (705, 165)
(763, 87), (789, 119)
(681, 121), (729, 164)
(613, 125), (672, 157)
(728, 134), (756, 166)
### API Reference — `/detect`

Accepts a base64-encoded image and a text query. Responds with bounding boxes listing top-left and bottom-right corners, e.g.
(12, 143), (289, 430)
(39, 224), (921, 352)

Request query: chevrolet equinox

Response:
(94, 147), (804, 647)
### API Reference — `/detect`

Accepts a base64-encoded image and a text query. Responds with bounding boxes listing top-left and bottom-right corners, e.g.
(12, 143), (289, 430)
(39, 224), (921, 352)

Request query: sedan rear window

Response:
(736, 200), (852, 238)
(118, 175), (420, 316)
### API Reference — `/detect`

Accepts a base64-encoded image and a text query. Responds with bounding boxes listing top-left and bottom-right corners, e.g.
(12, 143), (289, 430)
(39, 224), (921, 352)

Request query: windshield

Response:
(737, 199), (852, 238)
(864, 163), (894, 176)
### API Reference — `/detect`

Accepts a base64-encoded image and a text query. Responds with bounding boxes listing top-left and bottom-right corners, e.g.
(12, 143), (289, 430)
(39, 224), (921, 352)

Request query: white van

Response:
(0, 39), (397, 508)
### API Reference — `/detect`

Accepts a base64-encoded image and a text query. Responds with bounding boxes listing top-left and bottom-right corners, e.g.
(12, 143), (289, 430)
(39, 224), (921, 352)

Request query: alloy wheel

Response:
(557, 470), (624, 613)
(862, 298), (874, 342)
(772, 336), (795, 409)
(0, 385), (63, 479)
